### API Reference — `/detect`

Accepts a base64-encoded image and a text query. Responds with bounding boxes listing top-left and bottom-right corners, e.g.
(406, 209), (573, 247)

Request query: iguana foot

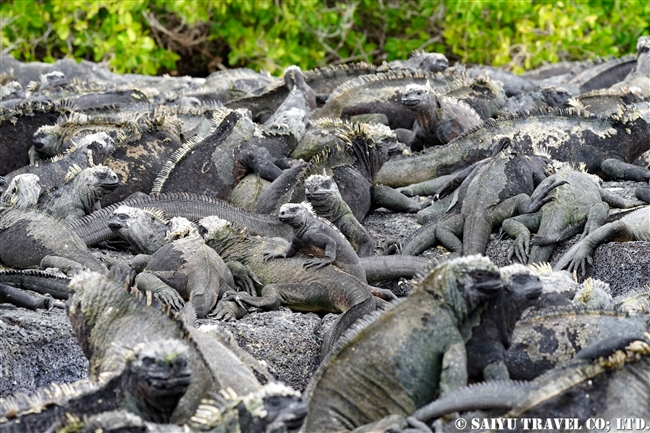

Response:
(507, 232), (530, 264)
(263, 251), (286, 262)
(304, 257), (333, 269)
(227, 261), (262, 296)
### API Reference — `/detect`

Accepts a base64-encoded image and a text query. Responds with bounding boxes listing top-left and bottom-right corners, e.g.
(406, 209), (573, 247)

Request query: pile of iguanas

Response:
(1, 36), (650, 432)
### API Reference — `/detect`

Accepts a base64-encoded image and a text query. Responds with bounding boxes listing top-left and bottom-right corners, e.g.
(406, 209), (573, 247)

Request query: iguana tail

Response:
(321, 296), (376, 356)
(530, 221), (585, 246)
(411, 380), (533, 422)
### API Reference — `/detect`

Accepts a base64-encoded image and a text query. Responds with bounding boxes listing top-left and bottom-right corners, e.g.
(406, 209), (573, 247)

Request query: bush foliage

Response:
(1, 0), (649, 76)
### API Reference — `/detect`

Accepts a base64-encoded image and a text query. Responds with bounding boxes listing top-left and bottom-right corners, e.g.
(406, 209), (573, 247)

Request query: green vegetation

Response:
(1, 0), (649, 76)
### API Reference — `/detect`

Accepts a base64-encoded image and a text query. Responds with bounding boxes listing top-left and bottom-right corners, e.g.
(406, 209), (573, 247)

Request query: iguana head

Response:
(402, 83), (439, 111)
(637, 36), (650, 55)
(189, 382), (306, 433)
(72, 165), (120, 211)
(411, 52), (449, 72)
(304, 174), (341, 217)
(498, 264), (544, 337)
(124, 339), (192, 423)
(0, 173), (41, 209)
(278, 202), (313, 230)
(0, 80), (25, 99)
(198, 216), (235, 246)
(417, 255), (502, 324)
(108, 205), (168, 254)
(164, 217), (199, 242)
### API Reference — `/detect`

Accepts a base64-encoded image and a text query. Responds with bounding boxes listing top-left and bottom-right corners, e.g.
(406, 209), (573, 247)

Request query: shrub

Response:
(1, 0), (648, 76)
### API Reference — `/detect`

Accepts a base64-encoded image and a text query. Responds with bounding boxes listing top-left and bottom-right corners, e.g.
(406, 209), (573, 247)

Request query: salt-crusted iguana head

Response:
(164, 216), (199, 242)
(108, 205), (168, 254)
(198, 216), (235, 246)
(277, 202), (314, 230)
(123, 339), (192, 423)
(189, 382), (306, 433)
(417, 255), (502, 324)
(401, 83), (440, 112)
(304, 174), (341, 217)
(0, 80), (25, 100)
(69, 165), (119, 212)
(0, 173), (41, 208)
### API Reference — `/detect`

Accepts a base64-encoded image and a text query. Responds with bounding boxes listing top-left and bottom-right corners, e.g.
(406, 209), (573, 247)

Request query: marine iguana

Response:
(609, 36), (650, 99)
(554, 205), (650, 275)
(379, 50), (449, 73)
(504, 304), (650, 381)
(3, 131), (115, 194)
(0, 98), (74, 175)
(0, 174), (41, 209)
(256, 121), (426, 221)
(375, 106), (650, 187)
(124, 216), (240, 322)
(263, 202), (367, 281)
(300, 255), (502, 432)
(226, 63), (377, 122)
(198, 215), (379, 354)
(69, 192), (293, 247)
(36, 164), (120, 220)
(502, 162), (644, 265)
(398, 138), (564, 257)
(304, 174), (375, 257)
(498, 86), (575, 115)
(464, 264), (543, 382)
(65, 267), (303, 427)
(0, 203), (107, 273)
(394, 82), (483, 151)
(0, 268), (70, 300)
(410, 335), (650, 430)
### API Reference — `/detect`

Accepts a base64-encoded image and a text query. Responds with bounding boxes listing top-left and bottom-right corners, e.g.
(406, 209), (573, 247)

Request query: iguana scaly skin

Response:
(395, 83), (482, 151)
(0, 203), (106, 273)
(566, 53), (638, 94)
(464, 264), (543, 382)
(199, 216), (377, 352)
(379, 50), (449, 73)
(66, 268), (281, 425)
(375, 107), (650, 187)
(555, 205), (650, 275)
(69, 192), (293, 247)
(257, 121), (425, 221)
(264, 202), (366, 281)
(399, 139), (562, 257)
(0, 99), (74, 175)
(305, 174), (375, 257)
(226, 62), (377, 122)
(609, 36), (650, 98)
(133, 217), (239, 321)
(0, 268), (70, 299)
(36, 164), (119, 220)
(0, 174), (41, 209)
(504, 305), (649, 381)
(499, 86), (574, 116)
(502, 162), (644, 265)
(3, 131), (115, 194)
(301, 255), (502, 432)
(309, 69), (464, 127)
(412, 335), (650, 430)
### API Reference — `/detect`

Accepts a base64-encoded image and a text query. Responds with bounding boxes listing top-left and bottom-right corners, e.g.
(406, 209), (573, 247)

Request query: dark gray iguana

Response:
(304, 174), (375, 257)
(398, 138), (564, 257)
(394, 82), (483, 151)
(199, 215), (379, 354)
(409, 334), (650, 431)
(554, 205), (650, 275)
(502, 162), (645, 265)
(262, 202), (367, 281)
(299, 255), (503, 432)
(65, 267), (303, 427)
(0, 203), (107, 273)
(106, 208), (261, 319)
(375, 106), (650, 188)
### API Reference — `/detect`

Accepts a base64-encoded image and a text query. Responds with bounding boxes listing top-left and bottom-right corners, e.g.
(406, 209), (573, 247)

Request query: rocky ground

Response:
(2, 180), (647, 398)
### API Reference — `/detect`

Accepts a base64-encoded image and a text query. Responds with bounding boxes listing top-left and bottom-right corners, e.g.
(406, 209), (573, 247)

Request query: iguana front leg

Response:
(517, 179), (568, 214)
(0, 283), (55, 311)
(581, 202), (609, 240)
(134, 272), (185, 311)
(502, 212), (542, 264)
(262, 240), (297, 262)
(554, 221), (634, 275)
(303, 232), (337, 269)
(439, 341), (468, 397)
(226, 260), (262, 296)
